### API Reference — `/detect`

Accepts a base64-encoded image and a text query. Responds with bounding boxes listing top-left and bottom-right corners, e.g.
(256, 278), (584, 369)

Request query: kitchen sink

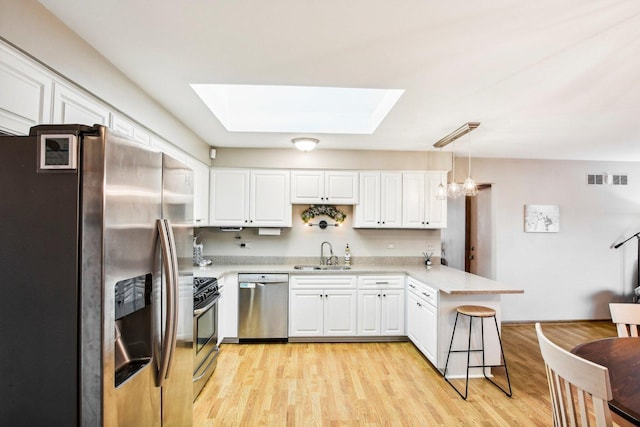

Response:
(293, 265), (351, 271)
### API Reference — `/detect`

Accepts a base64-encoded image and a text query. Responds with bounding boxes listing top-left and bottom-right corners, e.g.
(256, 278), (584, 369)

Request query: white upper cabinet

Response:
(250, 169), (292, 227)
(354, 171), (402, 228)
(0, 43), (53, 135)
(110, 114), (151, 146)
(210, 168), (291, 227)
(402, 171), (447, 229)
(52, 82), (110, 126)
(291, 170), (359, 204)
(185, 157), (210, 225)
(150, 135), (187, 164)
(210, 169), (250, 226)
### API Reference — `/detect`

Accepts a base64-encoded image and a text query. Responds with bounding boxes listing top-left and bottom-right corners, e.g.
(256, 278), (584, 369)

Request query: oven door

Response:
(193, 296), (219, 399)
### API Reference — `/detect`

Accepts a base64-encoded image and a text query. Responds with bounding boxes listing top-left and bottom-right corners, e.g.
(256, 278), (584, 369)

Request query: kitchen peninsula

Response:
(194, 263), (523, 377)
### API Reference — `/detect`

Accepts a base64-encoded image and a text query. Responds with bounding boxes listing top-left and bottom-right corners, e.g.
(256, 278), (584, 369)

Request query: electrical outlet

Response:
(426, 242), (435, 251)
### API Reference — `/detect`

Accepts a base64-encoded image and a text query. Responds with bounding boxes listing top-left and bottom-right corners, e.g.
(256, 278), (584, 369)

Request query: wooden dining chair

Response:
(535, 323), (613, 427)
(609, 303), (640, 337)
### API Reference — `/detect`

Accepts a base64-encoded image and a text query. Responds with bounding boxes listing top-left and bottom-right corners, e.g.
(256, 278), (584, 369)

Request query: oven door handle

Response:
(194, 294), (220, 316)
(193, 348), (219, 381)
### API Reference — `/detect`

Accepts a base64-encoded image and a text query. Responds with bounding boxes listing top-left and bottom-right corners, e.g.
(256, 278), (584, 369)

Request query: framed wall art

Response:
(524, 204), (560, 233)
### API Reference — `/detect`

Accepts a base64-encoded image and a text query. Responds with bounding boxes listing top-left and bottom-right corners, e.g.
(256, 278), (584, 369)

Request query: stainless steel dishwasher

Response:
(238, 273), (289, 342)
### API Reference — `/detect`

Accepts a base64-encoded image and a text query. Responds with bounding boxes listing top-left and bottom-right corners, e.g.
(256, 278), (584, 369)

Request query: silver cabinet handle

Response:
(375, 281), (389, 285)
(422, 292), (430, 297)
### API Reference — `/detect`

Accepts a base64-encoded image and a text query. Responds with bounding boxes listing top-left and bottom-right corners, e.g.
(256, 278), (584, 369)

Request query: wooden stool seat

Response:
(443, 304), (512, 400)
(457, 305), (496, 317)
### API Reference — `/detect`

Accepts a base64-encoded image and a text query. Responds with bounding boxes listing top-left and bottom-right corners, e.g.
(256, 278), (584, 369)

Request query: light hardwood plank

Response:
(193, 322), (617, 426)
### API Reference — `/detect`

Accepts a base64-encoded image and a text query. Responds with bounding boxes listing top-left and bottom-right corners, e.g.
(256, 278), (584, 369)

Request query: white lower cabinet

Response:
(357, 275), (405, 336)
(406, 277), (438, 364)
(289, 276), (357, 337)
(220, 273), (238, 341)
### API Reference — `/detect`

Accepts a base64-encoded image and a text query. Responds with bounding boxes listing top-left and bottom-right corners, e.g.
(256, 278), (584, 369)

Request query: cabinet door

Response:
(425, 172), (447, 228)
(216, 276), (226, 346)
(186, 157), (210, 225)
(0, 44), (52, 135)
(357, 289), (382, 335)
(291, 170), (325, 203)
(221, 274), (238, 339)
(353, 172), (380, 228)
(250, 170), (291, 227)
(110, 114), (151, 146)
(402, 172), (426, 228)
(150, 135), (187, 164)
(325, 171), (359, 204)
(289, 289), (324, 336)
(52, 82), (110, 126)
(420, 301), (438, 364)
(381, 289), (405, 335)
(406, 292), (422, 345)
(209, 169), (250, 226)
(324, 290), (357, 336)
(380, 172), (403, 227)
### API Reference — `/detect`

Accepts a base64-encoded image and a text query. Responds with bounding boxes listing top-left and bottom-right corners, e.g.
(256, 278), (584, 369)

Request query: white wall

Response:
(0, 0), (210, 163)
(470, 158), (640, 322)
(441, 196), (465, 269)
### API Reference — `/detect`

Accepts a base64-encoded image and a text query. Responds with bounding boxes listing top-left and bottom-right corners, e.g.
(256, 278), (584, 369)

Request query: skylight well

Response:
(190, 84), (404, 134)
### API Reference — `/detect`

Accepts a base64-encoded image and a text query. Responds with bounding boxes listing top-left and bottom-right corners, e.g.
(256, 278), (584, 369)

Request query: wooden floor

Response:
(193, 322), (617, 426)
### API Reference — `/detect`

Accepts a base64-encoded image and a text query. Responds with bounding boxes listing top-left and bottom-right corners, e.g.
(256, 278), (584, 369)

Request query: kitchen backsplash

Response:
(196, 205), (442, 260)
(207, 255), (436, 266)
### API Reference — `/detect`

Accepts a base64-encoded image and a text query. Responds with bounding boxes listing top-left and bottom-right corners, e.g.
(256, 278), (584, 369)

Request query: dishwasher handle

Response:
(239, 281), (266, 289)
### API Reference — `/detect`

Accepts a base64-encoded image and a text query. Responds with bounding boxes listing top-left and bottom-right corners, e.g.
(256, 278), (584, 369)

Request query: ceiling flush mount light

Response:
(432, 122), (480, 149)
(292, 137), (319, 152)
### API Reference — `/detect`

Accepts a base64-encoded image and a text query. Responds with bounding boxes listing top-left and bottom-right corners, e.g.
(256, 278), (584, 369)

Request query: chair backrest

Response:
(609, 303), (640, 337)
(535, 323), (613, 427)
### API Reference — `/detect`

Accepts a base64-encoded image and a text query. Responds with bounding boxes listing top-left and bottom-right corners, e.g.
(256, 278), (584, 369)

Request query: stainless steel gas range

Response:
(193, 277), (221, 400)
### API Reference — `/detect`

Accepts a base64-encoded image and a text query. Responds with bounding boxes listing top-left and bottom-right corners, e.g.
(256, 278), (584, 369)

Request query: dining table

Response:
(571, 337), (640, 426)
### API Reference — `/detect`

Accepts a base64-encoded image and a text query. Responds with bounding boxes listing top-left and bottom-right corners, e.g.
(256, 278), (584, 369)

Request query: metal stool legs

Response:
(443, 311), (512, 400)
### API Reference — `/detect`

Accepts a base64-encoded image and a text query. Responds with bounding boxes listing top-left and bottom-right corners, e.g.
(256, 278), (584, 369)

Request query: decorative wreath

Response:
(301, 205), (347, 223)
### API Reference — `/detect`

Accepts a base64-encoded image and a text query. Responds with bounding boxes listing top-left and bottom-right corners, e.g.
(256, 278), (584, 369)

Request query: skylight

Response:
(190, 84), (404, 134)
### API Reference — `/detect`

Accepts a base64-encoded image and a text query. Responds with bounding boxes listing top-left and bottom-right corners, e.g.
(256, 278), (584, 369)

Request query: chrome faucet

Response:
(320, 241), (334, 265)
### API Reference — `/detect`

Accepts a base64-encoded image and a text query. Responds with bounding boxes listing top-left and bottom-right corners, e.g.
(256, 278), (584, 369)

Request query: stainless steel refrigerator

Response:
(0, 124), (194, 426)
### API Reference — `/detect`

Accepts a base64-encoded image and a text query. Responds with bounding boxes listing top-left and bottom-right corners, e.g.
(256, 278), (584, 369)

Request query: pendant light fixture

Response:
(462, 149), (478, 196)
(447, 149), (462, 199)
(432, 122), (481, 198)
(435, 148), (447, 200)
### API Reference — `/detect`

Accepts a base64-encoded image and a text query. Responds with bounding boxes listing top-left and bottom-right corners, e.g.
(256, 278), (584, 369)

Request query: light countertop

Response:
(192, 263), (523, 295)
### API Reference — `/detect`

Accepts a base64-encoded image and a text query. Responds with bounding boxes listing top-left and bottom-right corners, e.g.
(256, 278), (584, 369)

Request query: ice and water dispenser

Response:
(114, 274), (153, 387)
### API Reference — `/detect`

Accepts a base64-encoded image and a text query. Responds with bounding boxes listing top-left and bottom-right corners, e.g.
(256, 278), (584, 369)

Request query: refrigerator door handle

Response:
(156, 219), (179, 386)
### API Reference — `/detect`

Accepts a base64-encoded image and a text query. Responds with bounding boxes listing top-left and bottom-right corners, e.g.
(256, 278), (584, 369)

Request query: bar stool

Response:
(443, 305), (512, 400)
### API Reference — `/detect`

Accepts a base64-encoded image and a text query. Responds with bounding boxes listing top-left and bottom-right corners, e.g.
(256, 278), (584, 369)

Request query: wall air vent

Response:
(586, 173), (628, 186)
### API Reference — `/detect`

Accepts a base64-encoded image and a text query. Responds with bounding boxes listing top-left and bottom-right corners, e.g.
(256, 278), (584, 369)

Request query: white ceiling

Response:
(38, 0), (640, 161)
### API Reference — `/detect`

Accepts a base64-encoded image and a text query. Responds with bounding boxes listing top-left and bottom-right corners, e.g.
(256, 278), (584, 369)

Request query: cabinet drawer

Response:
(407, 277), (437, 307)
(357, 275), (404, 289)
(290, 275), (356, 289)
